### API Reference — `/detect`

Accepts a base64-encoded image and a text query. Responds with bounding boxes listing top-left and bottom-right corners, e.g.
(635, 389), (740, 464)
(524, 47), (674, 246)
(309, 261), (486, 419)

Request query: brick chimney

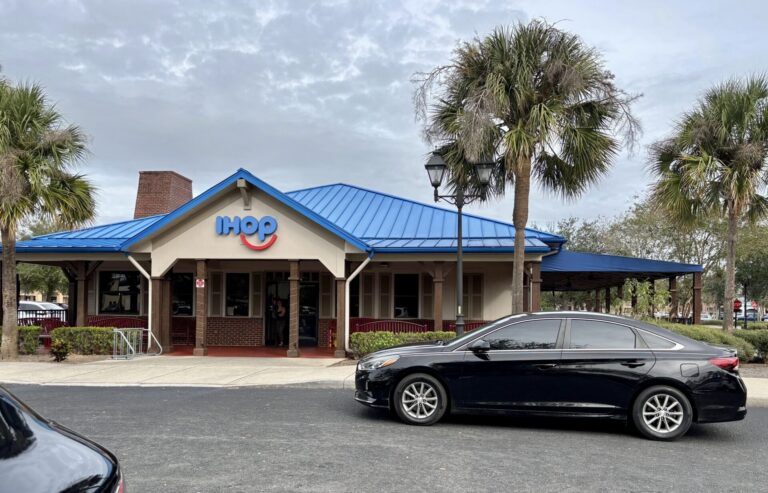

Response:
(133, 171), (193, 219)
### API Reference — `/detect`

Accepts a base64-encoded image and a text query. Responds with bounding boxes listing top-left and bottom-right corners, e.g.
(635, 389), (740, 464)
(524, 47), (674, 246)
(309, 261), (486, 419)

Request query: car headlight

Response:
(358, 355), (400, 371)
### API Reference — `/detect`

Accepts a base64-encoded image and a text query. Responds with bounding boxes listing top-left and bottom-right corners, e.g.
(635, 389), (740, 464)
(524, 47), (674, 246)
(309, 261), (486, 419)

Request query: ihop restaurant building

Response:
(4, 169), (703, 357)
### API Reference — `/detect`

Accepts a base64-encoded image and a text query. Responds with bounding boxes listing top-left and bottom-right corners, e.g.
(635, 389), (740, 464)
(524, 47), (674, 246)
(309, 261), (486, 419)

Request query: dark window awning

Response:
(541, 250), (702, 291)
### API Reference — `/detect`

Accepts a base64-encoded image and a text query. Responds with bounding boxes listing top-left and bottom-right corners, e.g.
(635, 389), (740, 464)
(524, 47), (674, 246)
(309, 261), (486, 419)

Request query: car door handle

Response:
(620, 361), (646, 368)
(533, 363), (558, 370)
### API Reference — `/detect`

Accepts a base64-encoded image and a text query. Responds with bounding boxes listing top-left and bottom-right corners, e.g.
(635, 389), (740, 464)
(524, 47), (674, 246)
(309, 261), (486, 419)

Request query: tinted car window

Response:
(569, 320), (636, 349)
(638, 330), (678, 349)
(484, 319), (561, 350)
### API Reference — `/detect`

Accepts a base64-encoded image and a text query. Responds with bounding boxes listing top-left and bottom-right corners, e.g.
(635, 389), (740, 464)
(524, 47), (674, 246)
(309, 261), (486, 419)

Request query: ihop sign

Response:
(215, 215), (278, 251)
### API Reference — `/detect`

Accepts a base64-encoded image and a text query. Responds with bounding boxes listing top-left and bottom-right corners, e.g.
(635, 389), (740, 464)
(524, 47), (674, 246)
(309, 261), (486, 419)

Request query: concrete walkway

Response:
(0, 355), (356, 389)
(1, 356), (767, 406)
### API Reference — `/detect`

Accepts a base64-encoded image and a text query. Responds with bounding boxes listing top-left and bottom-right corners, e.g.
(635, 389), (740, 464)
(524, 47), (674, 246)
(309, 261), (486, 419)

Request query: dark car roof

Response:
(477, 312), (714, 353)
(0, 386), (120, 493)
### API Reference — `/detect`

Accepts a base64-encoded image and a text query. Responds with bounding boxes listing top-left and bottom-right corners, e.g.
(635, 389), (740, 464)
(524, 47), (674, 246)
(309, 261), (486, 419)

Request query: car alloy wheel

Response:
(402, 382), (438, 420)
(641, 394), (684, 434)
(632, 386), (693, 441)
(393, 373), (447, 426)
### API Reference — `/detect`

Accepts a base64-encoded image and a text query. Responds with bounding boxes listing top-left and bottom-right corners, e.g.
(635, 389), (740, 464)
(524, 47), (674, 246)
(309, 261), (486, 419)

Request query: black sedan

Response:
(355, 312), (747, 440)
(0, 386), (124, 492)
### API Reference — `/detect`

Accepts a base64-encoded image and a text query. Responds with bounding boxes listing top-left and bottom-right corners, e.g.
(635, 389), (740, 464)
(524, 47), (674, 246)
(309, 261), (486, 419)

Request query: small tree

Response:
(0, 82), (95, 359)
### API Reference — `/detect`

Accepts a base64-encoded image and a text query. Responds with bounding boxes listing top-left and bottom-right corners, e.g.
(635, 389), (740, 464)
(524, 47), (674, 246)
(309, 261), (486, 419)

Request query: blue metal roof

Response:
(286, 183), (561, 253)
(11, 171), (561, 255)
(11, 215), (165, 253)
(541, 250), (703, 273)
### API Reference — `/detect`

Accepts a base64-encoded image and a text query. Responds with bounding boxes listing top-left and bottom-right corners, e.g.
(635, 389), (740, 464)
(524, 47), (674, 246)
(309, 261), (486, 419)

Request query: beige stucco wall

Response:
(133, 186), (355, 278)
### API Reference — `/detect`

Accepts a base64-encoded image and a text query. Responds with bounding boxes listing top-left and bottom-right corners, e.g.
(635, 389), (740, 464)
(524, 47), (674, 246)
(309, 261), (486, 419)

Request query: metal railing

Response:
(112, 328), (163, 360)
(18, 309), (67, 326)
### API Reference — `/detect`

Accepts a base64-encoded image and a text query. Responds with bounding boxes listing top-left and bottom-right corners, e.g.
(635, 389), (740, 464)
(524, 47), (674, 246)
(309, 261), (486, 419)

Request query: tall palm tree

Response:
(415, 20), (639, 313)
(0, 81), (95, 359)
(650, 76), (768, 333)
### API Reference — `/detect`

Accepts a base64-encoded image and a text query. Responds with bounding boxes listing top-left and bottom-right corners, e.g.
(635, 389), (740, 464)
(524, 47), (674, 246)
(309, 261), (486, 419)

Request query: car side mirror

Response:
(468, 339), (490, 352)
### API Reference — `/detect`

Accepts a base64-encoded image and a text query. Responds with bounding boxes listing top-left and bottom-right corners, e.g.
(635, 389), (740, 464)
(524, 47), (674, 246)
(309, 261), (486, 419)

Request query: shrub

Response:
(734, 330), (768, 362)
(51, 327), (115, 355)
(350, 331), (456, 358)
(50, 339), (70, 362)
(652, 321), (756, 362)
(0, 326), (42, 355)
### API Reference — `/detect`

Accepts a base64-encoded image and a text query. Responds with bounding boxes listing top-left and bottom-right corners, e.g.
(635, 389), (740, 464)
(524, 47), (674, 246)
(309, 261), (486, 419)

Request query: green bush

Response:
(51, 327), (114, 355)
(701, 320), (722, 327)
(50, 339), (70, 362)
(734, 330), (768, 361)
(0, 326), (42, 355)
(652, 321), (756, 362)
(351, 331), (456, 358)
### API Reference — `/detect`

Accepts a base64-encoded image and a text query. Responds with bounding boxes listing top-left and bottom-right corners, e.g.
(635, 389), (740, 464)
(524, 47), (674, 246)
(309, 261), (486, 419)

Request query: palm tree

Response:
(0, 81), (95, 359)
(415, 20), (639, 313)
(650, 76), (768, 333)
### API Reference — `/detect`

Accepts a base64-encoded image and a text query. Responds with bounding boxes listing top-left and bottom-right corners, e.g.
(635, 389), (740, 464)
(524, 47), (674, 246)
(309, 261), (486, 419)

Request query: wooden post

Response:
(693, 272), (702, 325)
(287, 261), (300, 357)
(150, 277), (163, 351)
(76, 262), (88, 327)
(433, 263), (444, 330)
(604, 287), (611, 314)
(193, 260), (208, 356)
(335, 278), (346, 358)
(522, 264), (530, 312)
(594, 289), (600, 313)
(669, 276), (678, 321)
(631, 282), (638, 312)
(530, 263), (542, 312)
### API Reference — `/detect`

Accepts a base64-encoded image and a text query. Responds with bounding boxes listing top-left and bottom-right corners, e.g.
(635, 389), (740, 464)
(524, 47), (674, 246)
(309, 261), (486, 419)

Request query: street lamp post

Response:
(425, 152), (493, 336)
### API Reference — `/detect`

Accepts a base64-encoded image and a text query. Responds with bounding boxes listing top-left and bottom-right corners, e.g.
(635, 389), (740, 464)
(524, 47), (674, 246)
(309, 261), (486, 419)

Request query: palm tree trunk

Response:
(1, 226), (19, 359)
(723, 207), (738, 333)
(511, 158), (532, 313)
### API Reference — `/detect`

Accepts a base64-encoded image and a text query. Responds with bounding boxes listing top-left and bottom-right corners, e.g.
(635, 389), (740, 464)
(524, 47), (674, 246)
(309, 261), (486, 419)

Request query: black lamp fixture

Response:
(424, 151), (494, 336)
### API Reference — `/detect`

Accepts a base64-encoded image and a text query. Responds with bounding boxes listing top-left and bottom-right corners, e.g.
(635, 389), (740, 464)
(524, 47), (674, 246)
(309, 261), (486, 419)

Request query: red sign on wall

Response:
(733, 299), (742, 311)
(195, 278), (205, 289)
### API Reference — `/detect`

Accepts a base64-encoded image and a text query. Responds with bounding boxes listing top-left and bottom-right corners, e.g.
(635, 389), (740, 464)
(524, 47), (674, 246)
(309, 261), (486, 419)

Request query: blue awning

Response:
(542, 250), (702, 274)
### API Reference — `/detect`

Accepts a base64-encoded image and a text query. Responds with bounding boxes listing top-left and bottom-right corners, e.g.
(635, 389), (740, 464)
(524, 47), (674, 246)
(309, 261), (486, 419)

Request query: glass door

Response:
(299, 280), (319, 347)
(265, 272), (290, 346)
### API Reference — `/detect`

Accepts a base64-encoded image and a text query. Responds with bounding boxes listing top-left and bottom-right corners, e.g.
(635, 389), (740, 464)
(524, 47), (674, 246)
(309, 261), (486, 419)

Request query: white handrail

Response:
(345, 252), (374, 353)
(126, 255), (153, 351)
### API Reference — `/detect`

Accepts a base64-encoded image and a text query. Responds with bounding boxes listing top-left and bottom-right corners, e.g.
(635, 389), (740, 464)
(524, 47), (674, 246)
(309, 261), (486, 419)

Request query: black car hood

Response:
(0, 387), (119, 493)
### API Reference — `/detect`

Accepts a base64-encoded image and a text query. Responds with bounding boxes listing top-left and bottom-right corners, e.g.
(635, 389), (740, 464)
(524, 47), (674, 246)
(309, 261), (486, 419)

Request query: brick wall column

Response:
(287, 261), (300, 357)
(433, 263), (444, 331)
(161, 276), (172, 351)
(335, 278), (346, 358)
(150, 277), (163, 351)
(530, 263), (542, 312)
(693, 272), (702, 325)
(194, 260), (208, 356)
(75, 262), (88, 326)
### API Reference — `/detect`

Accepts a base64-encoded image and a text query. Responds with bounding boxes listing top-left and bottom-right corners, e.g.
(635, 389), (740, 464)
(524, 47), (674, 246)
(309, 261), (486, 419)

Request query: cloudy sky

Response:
(1, 0), (766, 228)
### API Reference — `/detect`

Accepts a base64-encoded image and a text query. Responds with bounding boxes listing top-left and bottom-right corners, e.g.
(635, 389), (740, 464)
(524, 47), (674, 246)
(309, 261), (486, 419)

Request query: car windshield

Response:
(443, 314), (529, 347)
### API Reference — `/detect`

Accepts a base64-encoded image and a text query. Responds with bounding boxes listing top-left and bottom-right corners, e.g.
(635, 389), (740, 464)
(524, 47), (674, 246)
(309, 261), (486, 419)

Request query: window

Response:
(361, 273), (374, 317)
(209, 272), (223, 316)
(393, 274), (418, 318)
(225, 273), (250, 316)
(99, 271), (141, 314)
(379, 273), (392, 318)
(171, 273), (194, 316)
(462, 274), (483, 320)
(569, 320), (637, 349)
(349, 276), (360, 318)
(421, 273), (433, 319)
(638, 330), (678, 349)
(319, 273), (333, 318)
(251, 273), (263, 318)
(484, 319), (561, 350)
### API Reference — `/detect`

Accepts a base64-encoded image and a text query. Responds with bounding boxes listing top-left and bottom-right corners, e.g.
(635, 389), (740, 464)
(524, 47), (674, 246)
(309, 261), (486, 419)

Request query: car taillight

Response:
(114, 476), (125, 493)
(709, 356), (739, 372)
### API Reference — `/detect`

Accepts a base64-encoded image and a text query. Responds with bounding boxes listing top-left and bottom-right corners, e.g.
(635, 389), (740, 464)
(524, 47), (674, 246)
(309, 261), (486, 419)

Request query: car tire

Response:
(392, 373), (447, 426)
(632, 385), (693, 441)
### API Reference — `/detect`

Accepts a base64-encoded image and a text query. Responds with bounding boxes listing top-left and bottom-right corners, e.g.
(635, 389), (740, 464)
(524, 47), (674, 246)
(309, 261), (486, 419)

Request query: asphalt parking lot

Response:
(7, 385), (768, 493)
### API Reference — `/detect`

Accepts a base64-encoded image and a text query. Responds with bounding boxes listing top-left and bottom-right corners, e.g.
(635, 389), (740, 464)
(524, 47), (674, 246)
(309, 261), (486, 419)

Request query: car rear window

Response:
(569, 319), (637, 349)
(638, 330), (678, 349)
